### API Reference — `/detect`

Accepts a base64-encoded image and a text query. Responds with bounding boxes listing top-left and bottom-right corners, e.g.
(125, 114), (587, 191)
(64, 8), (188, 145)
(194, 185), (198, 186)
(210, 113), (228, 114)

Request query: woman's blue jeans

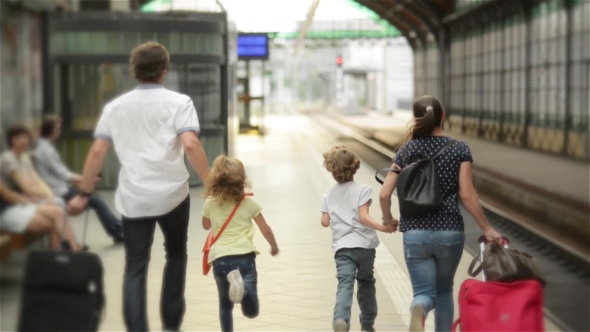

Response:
(403, 230), (465, 332)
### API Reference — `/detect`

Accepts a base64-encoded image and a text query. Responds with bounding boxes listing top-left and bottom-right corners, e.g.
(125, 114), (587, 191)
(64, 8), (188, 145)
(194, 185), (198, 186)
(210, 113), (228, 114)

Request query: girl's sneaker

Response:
(227, 269), (245, 303)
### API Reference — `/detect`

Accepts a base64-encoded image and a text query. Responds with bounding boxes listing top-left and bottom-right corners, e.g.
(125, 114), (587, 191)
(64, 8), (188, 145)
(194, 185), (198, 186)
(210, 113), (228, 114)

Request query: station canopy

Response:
(140, 0), (402, 39)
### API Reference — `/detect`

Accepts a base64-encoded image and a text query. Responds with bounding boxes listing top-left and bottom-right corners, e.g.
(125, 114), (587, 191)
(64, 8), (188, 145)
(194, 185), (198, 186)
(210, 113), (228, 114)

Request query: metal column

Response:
(563, 0), (573, 155)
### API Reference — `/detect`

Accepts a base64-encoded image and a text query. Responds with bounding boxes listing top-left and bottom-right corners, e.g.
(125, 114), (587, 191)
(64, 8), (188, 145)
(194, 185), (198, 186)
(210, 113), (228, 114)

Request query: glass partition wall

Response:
(44, 12), (233, 188)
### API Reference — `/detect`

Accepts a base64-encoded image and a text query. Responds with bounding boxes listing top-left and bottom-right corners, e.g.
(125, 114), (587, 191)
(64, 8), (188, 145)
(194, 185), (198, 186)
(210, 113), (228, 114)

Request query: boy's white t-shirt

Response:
(94, 84), (200, 218)
(320, 182), (380, 254)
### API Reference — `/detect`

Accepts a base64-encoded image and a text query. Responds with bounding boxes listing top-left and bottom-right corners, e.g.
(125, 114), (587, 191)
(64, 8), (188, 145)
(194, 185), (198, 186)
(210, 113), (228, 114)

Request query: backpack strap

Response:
(431, 139), (457, 161)
(375, 167), (401, 185)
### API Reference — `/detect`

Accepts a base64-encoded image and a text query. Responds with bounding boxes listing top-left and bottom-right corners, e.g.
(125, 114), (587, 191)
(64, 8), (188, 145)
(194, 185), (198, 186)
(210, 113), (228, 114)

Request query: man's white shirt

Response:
(94, 84), (199, 218)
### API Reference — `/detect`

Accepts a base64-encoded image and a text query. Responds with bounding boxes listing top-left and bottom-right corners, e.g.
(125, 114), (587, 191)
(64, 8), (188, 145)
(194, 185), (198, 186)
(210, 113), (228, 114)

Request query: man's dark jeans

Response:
(63, 186), (122, 236)
(213, 253), (259, 332)
(121, 196), (190, 332)
(334, 248), (378, 331)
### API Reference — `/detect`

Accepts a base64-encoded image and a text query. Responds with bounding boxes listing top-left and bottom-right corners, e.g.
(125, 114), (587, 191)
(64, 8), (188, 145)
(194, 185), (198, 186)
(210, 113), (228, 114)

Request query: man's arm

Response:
(79, 139), (111, 193)
(179, 131), (209, 186)
(68, 139), (110, 215)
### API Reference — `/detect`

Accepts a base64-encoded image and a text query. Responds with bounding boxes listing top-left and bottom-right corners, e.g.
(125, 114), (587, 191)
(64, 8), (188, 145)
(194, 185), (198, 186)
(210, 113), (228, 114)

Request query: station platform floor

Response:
(0, 115), (560, 331)
(329, 110), (589, 207)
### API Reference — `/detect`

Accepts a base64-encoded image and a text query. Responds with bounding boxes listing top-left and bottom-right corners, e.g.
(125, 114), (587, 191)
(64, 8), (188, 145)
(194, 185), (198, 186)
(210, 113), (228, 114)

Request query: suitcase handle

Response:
(452, 318), (460, 332)
(476, 235), (510, 245)
(469, 237), (510, 281)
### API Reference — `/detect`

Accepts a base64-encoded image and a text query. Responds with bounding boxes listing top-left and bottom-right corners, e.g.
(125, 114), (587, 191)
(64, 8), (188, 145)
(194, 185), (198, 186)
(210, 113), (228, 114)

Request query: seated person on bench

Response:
(0, 124), (89, 250)
(34, 116), (124, 243)
(0, 181), (80, 250)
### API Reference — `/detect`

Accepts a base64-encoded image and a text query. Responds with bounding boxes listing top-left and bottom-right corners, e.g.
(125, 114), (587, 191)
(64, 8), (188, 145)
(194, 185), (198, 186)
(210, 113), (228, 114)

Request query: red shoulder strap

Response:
(212, 193), (254, 243)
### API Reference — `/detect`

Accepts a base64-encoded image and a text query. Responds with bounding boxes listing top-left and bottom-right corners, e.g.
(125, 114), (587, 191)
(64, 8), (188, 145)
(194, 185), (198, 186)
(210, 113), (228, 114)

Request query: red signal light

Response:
(336, 55), (343, 66)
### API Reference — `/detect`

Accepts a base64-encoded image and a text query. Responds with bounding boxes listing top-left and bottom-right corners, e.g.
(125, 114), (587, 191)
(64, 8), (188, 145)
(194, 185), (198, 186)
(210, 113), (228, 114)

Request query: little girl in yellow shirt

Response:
(202, 155), (279, 332)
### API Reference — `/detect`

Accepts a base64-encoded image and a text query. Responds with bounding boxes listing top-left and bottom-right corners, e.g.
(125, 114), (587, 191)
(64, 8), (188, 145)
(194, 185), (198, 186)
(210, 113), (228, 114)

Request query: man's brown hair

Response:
(40, 114), (62, 138)
(129, 41), (170, 83)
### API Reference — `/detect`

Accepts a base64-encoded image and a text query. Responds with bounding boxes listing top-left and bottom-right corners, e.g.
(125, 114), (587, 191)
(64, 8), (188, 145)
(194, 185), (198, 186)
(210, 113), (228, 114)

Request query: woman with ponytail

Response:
(378, 96), (502, 332)
(202, 155), (279, 332)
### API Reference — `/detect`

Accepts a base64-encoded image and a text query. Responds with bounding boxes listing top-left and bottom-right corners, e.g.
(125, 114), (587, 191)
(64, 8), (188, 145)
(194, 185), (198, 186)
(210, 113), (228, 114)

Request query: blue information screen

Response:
(237, 34), (269, 60)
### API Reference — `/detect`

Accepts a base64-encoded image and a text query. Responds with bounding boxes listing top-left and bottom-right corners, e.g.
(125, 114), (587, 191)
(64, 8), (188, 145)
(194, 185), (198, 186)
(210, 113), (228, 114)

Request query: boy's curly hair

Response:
(205, 155), (250, 204)
(322, 146), (360, 183)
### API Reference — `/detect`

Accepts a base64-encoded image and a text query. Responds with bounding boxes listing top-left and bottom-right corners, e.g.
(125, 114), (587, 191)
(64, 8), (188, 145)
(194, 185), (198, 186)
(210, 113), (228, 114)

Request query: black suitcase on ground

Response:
(17, 211), (105, 332)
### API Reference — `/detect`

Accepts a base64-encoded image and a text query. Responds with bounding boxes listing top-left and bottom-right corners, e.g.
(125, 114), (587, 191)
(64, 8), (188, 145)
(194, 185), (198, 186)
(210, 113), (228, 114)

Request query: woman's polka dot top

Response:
(393, 136), (473, 233)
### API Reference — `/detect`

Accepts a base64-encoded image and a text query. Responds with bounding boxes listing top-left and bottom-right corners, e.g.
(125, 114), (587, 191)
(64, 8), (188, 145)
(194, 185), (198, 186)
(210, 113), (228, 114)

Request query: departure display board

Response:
(237, 33), (269, 60)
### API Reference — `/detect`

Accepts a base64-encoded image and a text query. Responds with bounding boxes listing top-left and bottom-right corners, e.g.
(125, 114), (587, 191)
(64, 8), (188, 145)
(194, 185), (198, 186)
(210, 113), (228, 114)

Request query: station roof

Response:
(136, 0), (495, 47)
(353, 0), (454, 45)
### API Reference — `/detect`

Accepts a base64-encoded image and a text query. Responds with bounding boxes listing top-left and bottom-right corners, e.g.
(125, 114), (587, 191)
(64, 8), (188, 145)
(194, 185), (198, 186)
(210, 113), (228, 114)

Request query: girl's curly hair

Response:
(322, 146), (360, 183)
(205, 155), (250, 204)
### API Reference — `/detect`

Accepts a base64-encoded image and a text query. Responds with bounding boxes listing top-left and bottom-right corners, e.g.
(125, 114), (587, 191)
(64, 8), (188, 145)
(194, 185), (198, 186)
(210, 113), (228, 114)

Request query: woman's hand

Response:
(389, 218), (399, 233)
(483, 227), (503, 245)
(382, 213), (395, 224)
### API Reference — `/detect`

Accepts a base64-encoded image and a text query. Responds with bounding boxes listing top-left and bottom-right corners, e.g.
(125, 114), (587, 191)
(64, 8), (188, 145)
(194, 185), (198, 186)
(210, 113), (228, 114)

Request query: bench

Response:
(0, 234), (11, 263)
(0, 232), (45, 263)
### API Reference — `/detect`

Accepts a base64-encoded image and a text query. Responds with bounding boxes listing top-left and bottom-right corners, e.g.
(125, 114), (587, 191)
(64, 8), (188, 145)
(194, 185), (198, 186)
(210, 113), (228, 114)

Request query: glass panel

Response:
(155, 31), (171, 51)
(184, 33), (197, 54)
(53, 65), (61, 115)
(68, 63), (135, 130)
(53, 30), (222, 55)
(91, 32), (107, 54)
(185, 135), (224, 186)
(106, 32), (121, 53)
(60, 63), (136, 187)
(169, 32), (183, 53)
(50, 32), (63, 55)
(65, 32), (77, 54)
(167, 63), (221, 125)
(139, 31), (156, 44)
(77, 32), (92, 54)
(190, 65), (221, 125)
(211, 34), (223, 55)
(122, 32), (139, 54)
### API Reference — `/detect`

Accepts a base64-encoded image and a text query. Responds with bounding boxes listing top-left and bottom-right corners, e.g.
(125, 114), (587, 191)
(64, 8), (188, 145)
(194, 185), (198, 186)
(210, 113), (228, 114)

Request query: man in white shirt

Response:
(69, 41), (210, 332)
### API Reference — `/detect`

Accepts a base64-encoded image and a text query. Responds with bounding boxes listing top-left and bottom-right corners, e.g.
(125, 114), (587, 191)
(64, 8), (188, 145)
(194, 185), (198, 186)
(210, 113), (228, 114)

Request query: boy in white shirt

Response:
(320, 146), (395, 332)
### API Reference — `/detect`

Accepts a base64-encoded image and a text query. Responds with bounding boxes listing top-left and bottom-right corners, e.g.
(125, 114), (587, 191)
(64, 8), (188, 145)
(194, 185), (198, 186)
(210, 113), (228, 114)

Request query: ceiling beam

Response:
(294, 0), (321, 55)
(361, 0), (423, 47)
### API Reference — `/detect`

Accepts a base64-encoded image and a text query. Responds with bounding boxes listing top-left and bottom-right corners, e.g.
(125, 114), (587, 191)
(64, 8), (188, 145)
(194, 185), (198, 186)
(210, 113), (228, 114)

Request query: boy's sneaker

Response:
(333, 318), (347, 332)
(409, 304), (425, 332)
(227, 269), (245, 303)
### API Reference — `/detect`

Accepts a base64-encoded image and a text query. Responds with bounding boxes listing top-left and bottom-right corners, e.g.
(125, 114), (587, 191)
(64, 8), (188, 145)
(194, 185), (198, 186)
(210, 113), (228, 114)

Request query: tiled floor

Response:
(0, 114), (560, 332)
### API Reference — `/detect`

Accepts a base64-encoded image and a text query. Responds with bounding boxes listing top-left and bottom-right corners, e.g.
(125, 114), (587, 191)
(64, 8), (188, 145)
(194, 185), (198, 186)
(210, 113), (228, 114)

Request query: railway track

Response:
(309, 112), (590, 332)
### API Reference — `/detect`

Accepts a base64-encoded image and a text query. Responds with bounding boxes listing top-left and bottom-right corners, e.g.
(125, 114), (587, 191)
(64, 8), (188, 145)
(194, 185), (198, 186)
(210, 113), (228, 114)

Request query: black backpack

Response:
(376, 140), (457, 217)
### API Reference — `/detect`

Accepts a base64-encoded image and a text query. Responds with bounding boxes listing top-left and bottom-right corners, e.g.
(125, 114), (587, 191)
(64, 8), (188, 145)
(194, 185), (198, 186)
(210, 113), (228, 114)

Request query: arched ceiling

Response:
(352, 0), (455, 47)
(134, 0), (456, 47)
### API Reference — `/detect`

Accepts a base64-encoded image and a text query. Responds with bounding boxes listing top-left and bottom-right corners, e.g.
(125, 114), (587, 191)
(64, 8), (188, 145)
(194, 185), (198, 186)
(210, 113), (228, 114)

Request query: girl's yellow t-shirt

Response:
(203, 196), (262, 263)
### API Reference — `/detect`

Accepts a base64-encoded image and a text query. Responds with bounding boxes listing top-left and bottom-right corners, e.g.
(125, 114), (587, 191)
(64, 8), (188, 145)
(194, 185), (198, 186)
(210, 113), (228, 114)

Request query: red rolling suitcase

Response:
(452, 238), (545, 332)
